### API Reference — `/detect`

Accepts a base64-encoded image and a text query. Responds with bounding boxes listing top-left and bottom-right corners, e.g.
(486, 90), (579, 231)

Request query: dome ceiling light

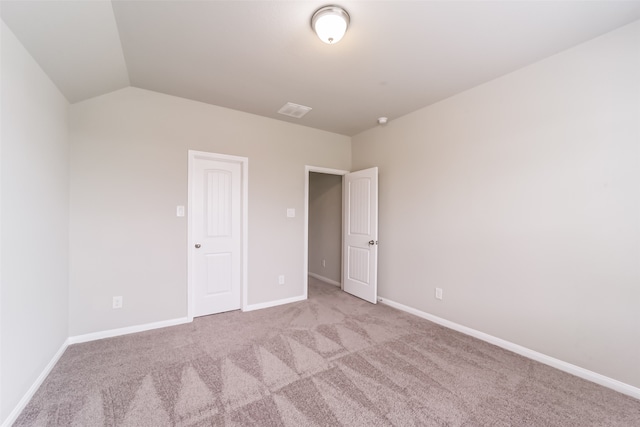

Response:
(311, 5), (350, 44)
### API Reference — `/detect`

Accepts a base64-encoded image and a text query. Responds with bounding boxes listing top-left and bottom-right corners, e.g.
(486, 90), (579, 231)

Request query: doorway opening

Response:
(304, 165), (379, 303)
(303, 166), (348, 298)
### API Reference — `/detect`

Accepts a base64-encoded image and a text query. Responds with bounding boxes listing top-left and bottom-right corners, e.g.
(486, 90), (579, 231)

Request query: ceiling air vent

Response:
(277, 102), (312, 119)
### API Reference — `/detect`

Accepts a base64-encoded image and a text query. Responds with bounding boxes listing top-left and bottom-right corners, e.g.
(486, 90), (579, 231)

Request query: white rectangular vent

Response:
(277, 102), (312, 119)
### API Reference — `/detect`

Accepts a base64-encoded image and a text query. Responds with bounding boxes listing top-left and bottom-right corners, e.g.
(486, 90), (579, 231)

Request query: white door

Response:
(191, 154), (243, 316)
(343, 167), (378, 303)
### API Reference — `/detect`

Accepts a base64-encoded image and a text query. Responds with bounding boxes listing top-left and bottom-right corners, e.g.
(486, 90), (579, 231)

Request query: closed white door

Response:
(343, 167), (378, 303)
(191, 154), (243, 316)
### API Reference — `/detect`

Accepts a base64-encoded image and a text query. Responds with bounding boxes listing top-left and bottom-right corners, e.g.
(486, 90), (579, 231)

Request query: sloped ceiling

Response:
(2, 1), (640, 136)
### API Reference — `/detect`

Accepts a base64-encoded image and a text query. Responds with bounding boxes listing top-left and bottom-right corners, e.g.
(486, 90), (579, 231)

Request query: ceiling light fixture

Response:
(311, 5), (350, 44)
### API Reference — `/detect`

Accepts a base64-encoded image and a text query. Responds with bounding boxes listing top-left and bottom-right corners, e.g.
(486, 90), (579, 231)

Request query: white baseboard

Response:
(308, 272), (341, 287)
(1, 339), (69, 427)
(243, 295), (306, 312)
(68, 317), (191, 344)
(377, 296), (640, 400)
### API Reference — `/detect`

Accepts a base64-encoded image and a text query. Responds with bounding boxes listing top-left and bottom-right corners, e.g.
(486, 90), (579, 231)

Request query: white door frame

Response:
(303, 165), (349, 299)
(188, 150), (249, 320)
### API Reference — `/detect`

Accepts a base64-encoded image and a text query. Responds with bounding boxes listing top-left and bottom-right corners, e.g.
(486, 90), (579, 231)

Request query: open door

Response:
(342, 167), (378, 303)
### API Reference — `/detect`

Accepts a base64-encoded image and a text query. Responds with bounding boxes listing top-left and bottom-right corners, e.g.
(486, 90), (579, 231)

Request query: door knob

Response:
(368, 240), (377, 246)
(195, 244), (201, 249)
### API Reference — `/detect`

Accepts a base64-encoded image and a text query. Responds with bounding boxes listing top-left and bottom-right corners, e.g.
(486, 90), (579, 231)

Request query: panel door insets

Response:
(206, 170), (232, 237)
(347, 246), (370, 285)
(206, 252), (233, 295)
(348, 178), (371, 236)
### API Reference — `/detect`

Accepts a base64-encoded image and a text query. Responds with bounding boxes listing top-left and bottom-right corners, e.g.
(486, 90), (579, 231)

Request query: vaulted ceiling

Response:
(2, 1), (640, 136)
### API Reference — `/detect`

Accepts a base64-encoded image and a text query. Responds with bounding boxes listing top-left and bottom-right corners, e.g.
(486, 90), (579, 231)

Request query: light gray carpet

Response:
(15, 277), (640, 426)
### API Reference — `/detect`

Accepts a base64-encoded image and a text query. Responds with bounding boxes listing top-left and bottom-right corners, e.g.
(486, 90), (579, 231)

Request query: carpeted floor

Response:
(15, 277), (640, 426)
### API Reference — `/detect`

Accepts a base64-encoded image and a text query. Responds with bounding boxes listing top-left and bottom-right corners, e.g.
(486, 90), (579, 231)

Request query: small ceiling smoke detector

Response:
(377, 117), (388, 125)
(278, 102), (312, 119)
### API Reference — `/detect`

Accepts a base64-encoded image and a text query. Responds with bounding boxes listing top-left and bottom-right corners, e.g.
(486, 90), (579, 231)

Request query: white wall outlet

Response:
(286, 208), (295, 218)
(435, 288), (443, 300)
(278, 275), (285, 285)
(322, 259), (326, 268)
(113, 296), (123, 309)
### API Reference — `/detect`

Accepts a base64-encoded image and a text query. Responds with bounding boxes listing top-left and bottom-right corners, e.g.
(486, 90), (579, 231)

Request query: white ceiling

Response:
(2, 1), (640, 136)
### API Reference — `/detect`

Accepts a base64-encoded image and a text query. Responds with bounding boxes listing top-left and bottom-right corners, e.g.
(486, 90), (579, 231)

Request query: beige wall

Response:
(1, 22), (70, 423)
(352, 21), (640, 388)
(308, 172), (342, 283)
(69, 87), (351, 336)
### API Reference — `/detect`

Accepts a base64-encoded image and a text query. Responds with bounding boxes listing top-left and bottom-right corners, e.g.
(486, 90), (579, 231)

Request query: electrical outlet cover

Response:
(113, 296), (123, 309)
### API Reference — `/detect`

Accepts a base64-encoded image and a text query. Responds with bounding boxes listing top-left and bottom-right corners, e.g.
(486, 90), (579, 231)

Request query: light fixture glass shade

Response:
(312, 6), (350, 44)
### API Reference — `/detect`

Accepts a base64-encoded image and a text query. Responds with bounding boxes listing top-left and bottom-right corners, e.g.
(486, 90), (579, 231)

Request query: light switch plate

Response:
(176, 205), (185, 217)
(287, 208), (295, 218)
